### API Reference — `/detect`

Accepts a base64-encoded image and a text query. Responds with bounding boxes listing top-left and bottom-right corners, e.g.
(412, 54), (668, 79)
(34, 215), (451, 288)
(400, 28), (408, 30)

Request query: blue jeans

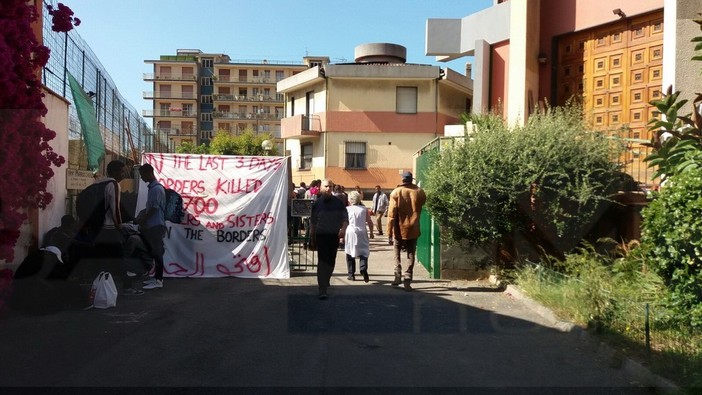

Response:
(346, 254), (368, 274)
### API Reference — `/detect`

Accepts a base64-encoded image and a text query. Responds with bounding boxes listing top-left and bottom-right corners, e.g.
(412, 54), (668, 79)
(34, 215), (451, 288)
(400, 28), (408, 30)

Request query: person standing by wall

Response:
(344, 191), (374, 282)
(371, 185), (389, 238)
(86, 160), (142, 295)
(309, 179), (348, 300)
(136, 164), (167, 290)
(387, 171), (426, 291)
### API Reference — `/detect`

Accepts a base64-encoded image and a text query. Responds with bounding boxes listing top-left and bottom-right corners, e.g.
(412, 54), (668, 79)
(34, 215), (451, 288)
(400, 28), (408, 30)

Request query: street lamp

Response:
(261, 139), (273, 155)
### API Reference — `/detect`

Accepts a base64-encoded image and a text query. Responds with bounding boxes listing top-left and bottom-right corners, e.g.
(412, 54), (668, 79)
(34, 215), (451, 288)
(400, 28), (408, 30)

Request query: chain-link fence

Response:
(41, 0), (166, 171)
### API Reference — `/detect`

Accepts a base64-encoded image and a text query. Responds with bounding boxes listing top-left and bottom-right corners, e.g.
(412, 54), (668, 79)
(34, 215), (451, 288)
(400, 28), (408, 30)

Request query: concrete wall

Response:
(40, 88), (71, 246)
(664, 0), (702, 115)
(490, 41), (510, 113)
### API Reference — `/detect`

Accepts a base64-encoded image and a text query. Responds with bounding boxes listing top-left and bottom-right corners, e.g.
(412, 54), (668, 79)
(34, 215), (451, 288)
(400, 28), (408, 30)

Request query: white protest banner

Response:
(138, 153), (289, 279)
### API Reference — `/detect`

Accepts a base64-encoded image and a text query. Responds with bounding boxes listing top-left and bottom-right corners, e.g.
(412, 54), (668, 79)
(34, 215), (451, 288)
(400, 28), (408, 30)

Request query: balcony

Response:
(213, 76), (274, 84)
(281, 114), (322, 139)
(213, 112), (283, 121)
(212, 94), (282, 103)
(142, 109), (197, 118)
(143, 73), (197, 81)
(143, 91), (197, 100)
(157, 127), (196, 136)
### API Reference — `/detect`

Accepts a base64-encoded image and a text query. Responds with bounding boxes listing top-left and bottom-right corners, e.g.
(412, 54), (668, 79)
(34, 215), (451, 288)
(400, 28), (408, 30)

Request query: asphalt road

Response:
(0, 238), (651, 392)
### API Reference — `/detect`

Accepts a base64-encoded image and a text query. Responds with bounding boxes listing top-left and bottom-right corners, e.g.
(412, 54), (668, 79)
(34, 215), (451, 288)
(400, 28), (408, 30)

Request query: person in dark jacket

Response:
(309, 179), (348, 300)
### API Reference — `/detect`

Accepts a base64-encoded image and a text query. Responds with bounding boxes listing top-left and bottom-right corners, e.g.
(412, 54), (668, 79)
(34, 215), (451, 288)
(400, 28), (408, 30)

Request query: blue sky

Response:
(63, 0), (493, 113)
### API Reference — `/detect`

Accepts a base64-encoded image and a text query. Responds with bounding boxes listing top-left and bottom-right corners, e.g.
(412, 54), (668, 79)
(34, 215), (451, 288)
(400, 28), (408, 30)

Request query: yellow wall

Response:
(327, 80), (437, 112)
(438, 85), (470, 117)
(288, 81), (326, 116)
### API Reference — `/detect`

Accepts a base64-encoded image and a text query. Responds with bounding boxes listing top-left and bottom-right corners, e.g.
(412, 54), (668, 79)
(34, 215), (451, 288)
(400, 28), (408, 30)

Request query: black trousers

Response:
(141, 225), (167, 280)
(315, 234), (340, 291)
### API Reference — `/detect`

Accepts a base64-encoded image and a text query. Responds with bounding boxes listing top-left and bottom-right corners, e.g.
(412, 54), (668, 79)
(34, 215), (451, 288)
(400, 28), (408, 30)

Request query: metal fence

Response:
(532, 265), (701, 387)
(41, 0), (165, 170)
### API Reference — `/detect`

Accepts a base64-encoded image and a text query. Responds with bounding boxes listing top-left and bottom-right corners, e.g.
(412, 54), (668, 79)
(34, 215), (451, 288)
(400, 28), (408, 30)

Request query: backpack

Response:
(163, 188), (184, 223)
(75, 181), (114, 241)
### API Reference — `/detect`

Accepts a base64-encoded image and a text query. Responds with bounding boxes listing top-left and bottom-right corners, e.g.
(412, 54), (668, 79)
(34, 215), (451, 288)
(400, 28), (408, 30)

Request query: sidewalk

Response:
(286, 233), (442, 289)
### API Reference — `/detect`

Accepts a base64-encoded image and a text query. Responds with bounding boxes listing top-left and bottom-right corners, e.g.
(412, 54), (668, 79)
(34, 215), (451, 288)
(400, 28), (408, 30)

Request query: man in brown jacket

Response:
(387, 171), (426, 291)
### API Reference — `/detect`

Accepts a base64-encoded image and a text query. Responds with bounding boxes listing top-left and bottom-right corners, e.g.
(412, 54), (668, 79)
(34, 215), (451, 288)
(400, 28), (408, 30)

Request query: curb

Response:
(503, 284), (680, 393)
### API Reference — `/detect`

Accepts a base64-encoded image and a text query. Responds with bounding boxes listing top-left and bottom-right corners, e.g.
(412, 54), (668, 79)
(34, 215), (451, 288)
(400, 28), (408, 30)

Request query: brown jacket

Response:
(387, 183), (426, 240)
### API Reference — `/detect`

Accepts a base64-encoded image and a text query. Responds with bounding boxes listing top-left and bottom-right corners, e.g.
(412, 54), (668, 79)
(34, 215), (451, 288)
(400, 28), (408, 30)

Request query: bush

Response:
(640, 168), (702, 328)
(424, 104), (625, 265)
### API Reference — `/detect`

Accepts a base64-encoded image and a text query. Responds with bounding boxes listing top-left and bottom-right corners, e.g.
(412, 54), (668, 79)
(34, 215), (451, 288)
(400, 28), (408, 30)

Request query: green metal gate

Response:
(414, 138), (445, 279)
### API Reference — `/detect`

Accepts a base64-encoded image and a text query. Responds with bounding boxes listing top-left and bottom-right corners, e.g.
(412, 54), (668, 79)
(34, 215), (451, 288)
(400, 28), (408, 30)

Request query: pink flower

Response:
(47, 2), (80, 33)
(0, 0), (65, 261)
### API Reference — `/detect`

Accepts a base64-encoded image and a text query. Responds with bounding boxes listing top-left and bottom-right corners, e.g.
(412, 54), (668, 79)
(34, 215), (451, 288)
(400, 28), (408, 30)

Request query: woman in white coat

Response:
(344, 191), (375, 282)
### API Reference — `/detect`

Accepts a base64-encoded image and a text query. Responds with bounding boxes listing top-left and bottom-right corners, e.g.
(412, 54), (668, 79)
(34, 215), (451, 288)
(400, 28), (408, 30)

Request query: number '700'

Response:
(182, 195), (218, 215)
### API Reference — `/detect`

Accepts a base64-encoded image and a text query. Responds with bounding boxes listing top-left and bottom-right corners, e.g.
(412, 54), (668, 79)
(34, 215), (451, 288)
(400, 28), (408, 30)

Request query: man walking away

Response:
(387, 171), (426, 291)
(371, 185), (389, 237)
(136, 164), (167, 290)
(309, 179), (348, 300)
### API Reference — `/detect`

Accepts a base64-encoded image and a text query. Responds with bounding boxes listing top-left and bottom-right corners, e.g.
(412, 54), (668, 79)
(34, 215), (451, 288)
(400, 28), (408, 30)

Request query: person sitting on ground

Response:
(42, 214), (77, 265)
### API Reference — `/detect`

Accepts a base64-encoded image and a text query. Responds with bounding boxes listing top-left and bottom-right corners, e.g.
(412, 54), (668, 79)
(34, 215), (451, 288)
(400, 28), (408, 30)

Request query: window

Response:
(345, 141), (366, 169)
(182, 104), (193, 116)
(201, 113), (212, 121)
(202, 58), (213, 68)
(396, 87), (417, 114)
(201, 95), (212, 104)
(276, 70), (285, 81)
(300, 144), (312, 170)
(201, 77), (212, 86)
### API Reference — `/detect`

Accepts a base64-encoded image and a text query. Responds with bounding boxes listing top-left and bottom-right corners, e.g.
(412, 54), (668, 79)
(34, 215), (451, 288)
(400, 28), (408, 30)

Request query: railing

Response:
(302, 115), (321, 131)
(212, 94), (281, 103)
(212, 112), (282, 120)
(143, 73), (197, 81)
(143, 91), (197, 100)
(157, 127), (196, 136)
(220, 59), (305, 65)
(281, 114), (322, 139)
(214, 76), (275, 84)
(142, 109), (197, 118)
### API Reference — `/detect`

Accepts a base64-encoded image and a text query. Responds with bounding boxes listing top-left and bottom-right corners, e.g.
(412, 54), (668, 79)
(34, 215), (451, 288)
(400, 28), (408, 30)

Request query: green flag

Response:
(67, 72), (105, 171)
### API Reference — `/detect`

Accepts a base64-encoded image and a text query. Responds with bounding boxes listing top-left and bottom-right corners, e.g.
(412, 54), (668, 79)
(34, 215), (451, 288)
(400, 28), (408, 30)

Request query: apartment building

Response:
(144, 49), (323, 151)
(426, 0), (702, 185)
(277, 43), (473, 190)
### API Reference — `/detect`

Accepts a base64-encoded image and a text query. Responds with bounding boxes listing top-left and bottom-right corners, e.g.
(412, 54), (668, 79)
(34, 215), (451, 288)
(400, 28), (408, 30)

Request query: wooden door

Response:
(556, 11), (663, 185)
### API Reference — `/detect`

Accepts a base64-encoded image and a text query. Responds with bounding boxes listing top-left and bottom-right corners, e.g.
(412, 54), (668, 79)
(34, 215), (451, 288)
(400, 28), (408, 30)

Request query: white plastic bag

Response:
(88, 271), (117, 309)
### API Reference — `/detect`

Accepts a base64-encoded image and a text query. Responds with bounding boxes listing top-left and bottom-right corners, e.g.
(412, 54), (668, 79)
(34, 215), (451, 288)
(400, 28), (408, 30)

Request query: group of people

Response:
(94, 160), (168, 295)
(22, 161), (424, 304)
(30, 160), (168, 297)
(307, 171), (426, 299)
